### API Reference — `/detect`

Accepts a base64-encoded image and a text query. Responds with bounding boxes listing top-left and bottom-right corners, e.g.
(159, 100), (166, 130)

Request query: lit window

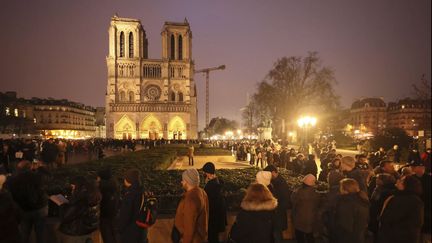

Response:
(33, 118), (37, 123)
(5, 107), (10, 116)
(23, 111), (26, 118)
(401, 105), (405, 109)
(14, 108), (18, 117)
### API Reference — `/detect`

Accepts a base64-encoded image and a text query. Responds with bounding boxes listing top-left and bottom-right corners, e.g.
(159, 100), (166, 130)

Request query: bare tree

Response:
(412, 74), (431, 100)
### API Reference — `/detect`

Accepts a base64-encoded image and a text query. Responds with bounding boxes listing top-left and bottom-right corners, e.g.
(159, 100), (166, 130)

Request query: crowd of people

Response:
(0, 136), (431, 243)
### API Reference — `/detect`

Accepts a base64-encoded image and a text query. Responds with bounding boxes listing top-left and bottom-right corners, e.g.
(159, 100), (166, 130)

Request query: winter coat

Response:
(230, 195), (277, 243)
(345, 168), (368, 193)
(0, 191), (22, 243)
(303, 159), (318, 178)
(116, 183), (144, 243)
(271, 175), (291, 230)
(204, 178), (227, 234)
(368, 184), (395, 234)
(320, 185), (340, 236)
(8, 170), (48, 211)
(291, 184), (321, 233)
(99, 178), (119, 219)
(378, 191), (424, 243)
(175, 187), (209, 243)
(59, 188), (101, 236)
(416, 173), (431, 233)
(334, 193), (369, 243)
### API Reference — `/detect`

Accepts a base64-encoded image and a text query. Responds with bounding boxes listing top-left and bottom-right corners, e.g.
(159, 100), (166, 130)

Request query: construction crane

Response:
(195, 65), (226, 128)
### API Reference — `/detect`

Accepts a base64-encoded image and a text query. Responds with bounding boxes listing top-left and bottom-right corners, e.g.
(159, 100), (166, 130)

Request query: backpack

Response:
(136, 194), (158, 229)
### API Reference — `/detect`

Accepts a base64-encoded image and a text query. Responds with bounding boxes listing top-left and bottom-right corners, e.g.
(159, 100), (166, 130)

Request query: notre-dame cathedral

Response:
(105, 15), (198, 140)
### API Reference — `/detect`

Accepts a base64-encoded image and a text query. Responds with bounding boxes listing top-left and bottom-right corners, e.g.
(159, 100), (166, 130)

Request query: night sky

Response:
(1, 0), (430, 129)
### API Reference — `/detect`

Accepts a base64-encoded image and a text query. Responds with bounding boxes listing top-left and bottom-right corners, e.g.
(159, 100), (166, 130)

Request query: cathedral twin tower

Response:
(105, 15), (198, 139)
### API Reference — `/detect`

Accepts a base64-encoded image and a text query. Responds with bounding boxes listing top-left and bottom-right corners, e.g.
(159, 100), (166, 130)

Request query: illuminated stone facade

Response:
(105, 15), (198, 140)
(387, 98), (431, 137)
(350, 98), (387, 136)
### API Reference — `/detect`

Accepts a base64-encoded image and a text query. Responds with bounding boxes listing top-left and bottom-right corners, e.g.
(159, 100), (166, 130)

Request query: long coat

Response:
(204, 178), (227, 234)
(378, 191), (424, 243)
(0, 191), (21, 243)
(334, 193), (369, 243)
(116, 183), (145, 243)
(230, 196), (277, 243)
(175, 187), (209, 243)
(291, 184), (321, 233)
(271, 175), (291, 231)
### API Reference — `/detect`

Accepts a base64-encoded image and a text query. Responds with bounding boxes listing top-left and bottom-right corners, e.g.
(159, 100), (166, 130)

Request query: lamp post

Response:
(297, 116), (317, 153)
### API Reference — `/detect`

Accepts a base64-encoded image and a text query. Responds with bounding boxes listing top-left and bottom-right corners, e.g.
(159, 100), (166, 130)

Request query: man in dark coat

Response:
(98, 168), (120, 243)
(116, 169), (147, 243)
(0, 174), (22, 243)
(41, 139), (58, 168)
(264, 165), (291, 243)
(410, 160), (431, 238)
(202, 162), (227, 243)
(8, 161), (48, 243)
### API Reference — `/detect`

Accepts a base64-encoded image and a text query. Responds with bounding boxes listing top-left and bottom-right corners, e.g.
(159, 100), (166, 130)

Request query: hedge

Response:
(47, 148), (328, 214)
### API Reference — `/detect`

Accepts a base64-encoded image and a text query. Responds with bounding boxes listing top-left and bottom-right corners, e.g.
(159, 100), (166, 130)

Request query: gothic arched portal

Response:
(140, 115), (163, 140)
(168, 116), (186, 140)
(114, 115), (136, 139)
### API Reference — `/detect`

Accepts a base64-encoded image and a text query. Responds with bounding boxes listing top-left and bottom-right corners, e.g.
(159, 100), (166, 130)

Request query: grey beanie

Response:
(182, 168), (200, 187)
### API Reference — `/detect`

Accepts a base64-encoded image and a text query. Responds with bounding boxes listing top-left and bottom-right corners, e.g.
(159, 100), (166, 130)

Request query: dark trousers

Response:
(20, 206), (48, 243)
(208, 228), (219, 243)
(295, 229), (314, 243)
(188, 156), (194, 166)
(100, 217), (117, 243)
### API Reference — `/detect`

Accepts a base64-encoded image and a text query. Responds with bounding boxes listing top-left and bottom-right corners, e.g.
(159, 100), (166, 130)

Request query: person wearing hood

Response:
(334, 178), (369, 243)
(229, 183), (278, 243)
(116, 169), (146, 243)
(291, 174), (321, 243)
(202, 162), (227, 243)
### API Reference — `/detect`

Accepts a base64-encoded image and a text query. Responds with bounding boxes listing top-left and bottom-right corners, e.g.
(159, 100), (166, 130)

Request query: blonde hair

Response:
(242, 183), (275, 204)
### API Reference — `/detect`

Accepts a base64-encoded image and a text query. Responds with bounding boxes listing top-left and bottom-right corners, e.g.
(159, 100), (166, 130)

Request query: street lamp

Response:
(297, 116), (317, 152)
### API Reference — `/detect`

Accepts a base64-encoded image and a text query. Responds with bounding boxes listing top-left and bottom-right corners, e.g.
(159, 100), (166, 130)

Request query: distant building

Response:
(30, 98), (96, 139)
(0, 92), (97, 139)
(95, 107), (106, 138)
(387, 98), (431, 137)
(105, 15), (198, 140)
(349, 98), (387, 137)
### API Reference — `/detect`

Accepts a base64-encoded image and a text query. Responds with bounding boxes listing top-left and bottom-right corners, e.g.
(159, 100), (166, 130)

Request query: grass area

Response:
(47, 147), (327, 214)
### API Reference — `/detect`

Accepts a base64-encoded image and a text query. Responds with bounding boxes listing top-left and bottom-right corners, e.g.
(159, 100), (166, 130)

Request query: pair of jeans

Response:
(20, 206), (48, 243)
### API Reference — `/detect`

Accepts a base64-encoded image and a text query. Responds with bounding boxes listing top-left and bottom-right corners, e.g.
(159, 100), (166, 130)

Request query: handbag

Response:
(171, 225), (181, 243)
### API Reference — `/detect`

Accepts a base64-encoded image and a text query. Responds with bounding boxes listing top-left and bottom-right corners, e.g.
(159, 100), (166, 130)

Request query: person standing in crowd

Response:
(367, 160), (399, 197)
(8, 161), (48, 243)
(387, 145), (401, 163)
(378, 175), (424, 243)
(410, 160), (431, 241)
(41, 138), (59, 169)
(1, 142), (11, 173)
(340, 156), (368, 193)
(303, 154), (318, 178)
(202, 162), (227, 243)
(188, 145), (195, 166)
(256, 170), (273, 188)
(292, 153), (305, 175)
(334, 178), (369, 243)
(291, 174), (321, 243)
(229, 183), (278, 243)
(174, 168), (209, 243)
(320, 171), (345, 243)
(59, 176), (101, 243)
(116, 169), (147, 243)
(98, 168), (120, 243)
(0, 174), (22, 243)
(264, 165), (291, 243)
(421, 148), (431, 174)
(368, 173), (396, 241)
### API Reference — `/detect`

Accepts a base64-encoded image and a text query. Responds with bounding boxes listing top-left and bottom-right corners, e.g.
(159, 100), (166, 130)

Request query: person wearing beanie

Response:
(97, 168), (119, 243)
(202, 162), (227, 243)
(264, 165), (292, 243)
(174, 168), (209, 243)
(116, 169), (147, 243)
(291, 174), (320, 243)
(256, 171), (272, 187)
